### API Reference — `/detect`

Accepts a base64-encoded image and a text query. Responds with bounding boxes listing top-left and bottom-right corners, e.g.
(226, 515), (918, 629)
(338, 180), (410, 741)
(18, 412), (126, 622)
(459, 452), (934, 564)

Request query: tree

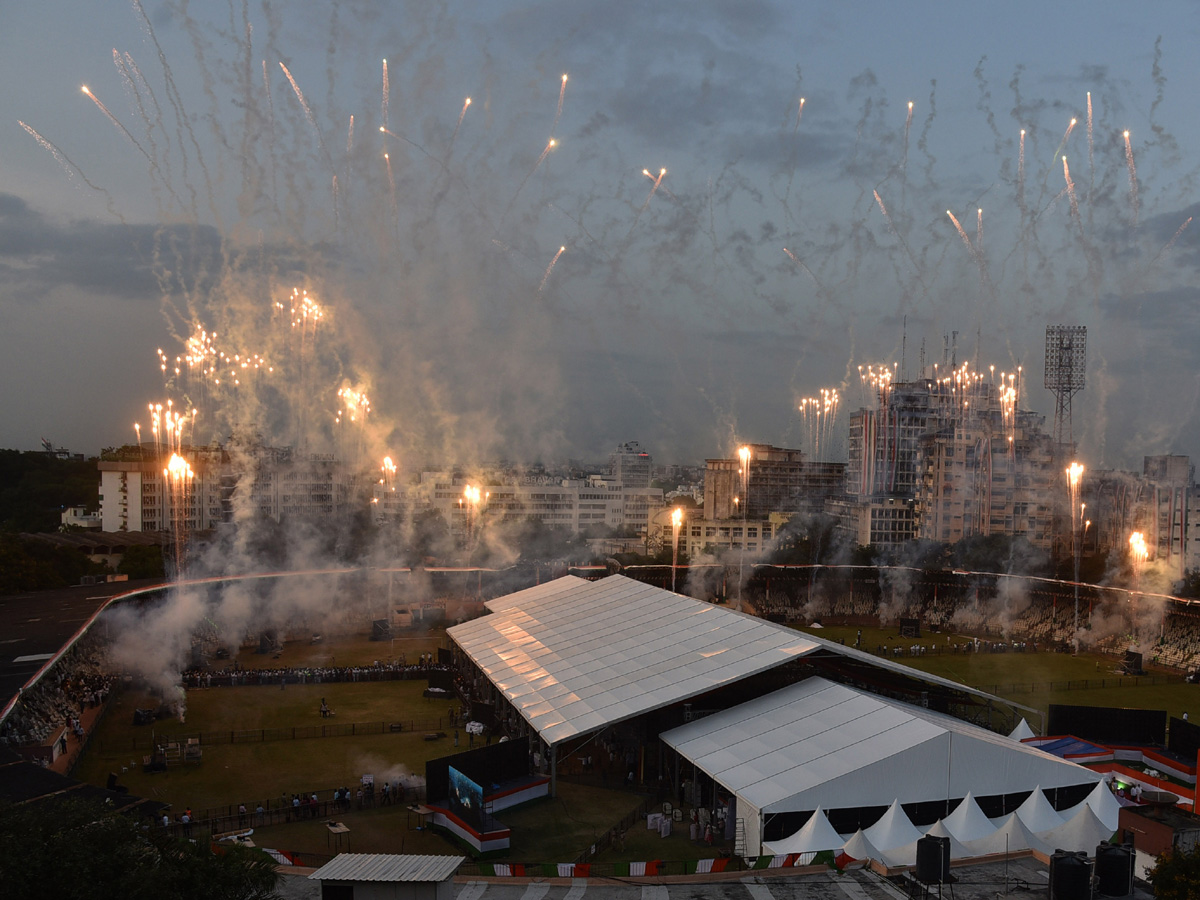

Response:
(1149, 844), (1200, 900)
(0, 534), (110, 595)
(117, 544), (165, 580)
(0, 797), (279, 900)
(0, 449), (101, 533)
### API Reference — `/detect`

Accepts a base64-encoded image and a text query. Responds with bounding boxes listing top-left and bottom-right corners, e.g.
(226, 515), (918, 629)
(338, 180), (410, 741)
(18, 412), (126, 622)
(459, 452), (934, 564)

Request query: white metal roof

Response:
(662, 677), (1101, 814)
(308, 854), (465, 883)
(448, 575), (820, 746)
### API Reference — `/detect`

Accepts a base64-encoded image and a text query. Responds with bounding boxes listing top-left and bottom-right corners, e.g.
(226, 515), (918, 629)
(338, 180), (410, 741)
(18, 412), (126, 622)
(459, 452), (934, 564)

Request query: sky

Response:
(2, 1), (1200, 474)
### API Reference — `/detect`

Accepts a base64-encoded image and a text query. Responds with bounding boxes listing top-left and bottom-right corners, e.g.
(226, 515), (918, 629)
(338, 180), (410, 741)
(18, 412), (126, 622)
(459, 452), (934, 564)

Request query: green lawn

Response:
(796, 622), (1199, 721)
(74, 624), (1200, 864)
(78, 679), (463, 814)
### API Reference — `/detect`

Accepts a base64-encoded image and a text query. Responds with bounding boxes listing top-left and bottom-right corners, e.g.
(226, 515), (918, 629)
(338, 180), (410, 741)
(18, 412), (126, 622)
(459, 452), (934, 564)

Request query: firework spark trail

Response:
(553, 73), (568, 134)
(1062, 155), (1080, 219)
(505, 138), (557, 216)
(19, 122), (77, 183)
(627, 167), (667, 237)
(131, 0), (209, 217)
(379, 126), (445, 171)
(81, 85), (156, 168)
(381, 58), (389, 131)
(902, 100), (913, 171)
(383, 153), (397, 220)
(279, 61), (337, 175)
(782, 248), (829, 297)
(1124, 130), (1140, 226)
(1086, 92), (1094, 208)
(946, 210), (976, 259)
(977, 208), (984, 251)
(1017, 129), (1027, 219)
(447, 97), (471, 160)
(346, 114), (354, 155)
(538, 245), (566, 293)
(793, 96), (805, 132)
(261, 59), (280, 211)
(873, 189), (928, 294)
(1152, 216), (1193, 263)
(1041, 117), (1076, 195)
(332, 174), (339, 230)
(18, 120), (122, 215)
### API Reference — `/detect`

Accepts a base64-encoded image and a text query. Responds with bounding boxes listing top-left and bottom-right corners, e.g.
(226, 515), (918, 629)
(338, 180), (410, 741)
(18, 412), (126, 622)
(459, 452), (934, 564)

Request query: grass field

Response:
(73, 621), (1200, 862)
(794, 622), (1200, 722)
(78, 678), (462, 814)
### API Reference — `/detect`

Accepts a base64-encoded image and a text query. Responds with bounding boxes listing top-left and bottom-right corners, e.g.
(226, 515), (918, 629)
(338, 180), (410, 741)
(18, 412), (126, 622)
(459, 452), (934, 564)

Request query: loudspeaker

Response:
(915, 834), (950, 884)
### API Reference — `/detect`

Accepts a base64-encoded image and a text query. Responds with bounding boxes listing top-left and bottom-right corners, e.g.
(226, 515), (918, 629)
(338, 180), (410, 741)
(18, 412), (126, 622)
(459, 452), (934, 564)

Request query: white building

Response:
(98, 444), (358, 532)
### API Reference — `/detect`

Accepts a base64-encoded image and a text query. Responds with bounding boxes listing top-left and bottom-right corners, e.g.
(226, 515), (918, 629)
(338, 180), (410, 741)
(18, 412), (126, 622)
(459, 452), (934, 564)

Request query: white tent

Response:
(864, 799), (923, 852)
(840, 828), (886, 865)
(964, 812), (1051, 857)
(1036, 803), (1115, 853)
(941, 791), (997, 843)
(1059, 781), (1121, 833)
(448, 575), (820, 745)
(662, 679), (1101, 817)
(1012, 786), (1066, 833)
(762, 806), (844, 855)
(885, 820), (972, 867)
(1009, 718), (1036, 741)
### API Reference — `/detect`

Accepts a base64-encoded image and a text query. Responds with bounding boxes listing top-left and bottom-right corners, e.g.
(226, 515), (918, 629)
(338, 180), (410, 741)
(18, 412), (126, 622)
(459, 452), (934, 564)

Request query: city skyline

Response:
(2, 2), (1199, 471)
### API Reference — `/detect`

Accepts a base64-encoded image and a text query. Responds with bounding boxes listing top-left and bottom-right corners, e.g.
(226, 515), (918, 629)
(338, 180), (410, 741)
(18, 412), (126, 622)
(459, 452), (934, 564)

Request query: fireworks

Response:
(554, 73), (568, 134)
(538, 245), (566, 293)
(798, 388), (841, 460)
(946, 210), (974, 256)
(670, 506), (683, 592)
(1062, 156), (1080, 220)
(1129, 530), (1148, 564)
(1123, 130), (1139, 226)
(1153, 216), (1193, 264)
(794, 96), (805, 132)
(381, 455), (397, 490)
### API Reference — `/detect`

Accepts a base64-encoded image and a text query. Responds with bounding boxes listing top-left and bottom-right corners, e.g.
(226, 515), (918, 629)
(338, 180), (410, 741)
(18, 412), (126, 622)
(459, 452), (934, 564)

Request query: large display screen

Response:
(448, 765), (483, 830)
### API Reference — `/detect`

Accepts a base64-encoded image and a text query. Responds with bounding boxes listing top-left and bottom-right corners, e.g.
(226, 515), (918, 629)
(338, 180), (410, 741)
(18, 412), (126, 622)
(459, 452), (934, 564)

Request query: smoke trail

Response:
(18, 121), (122, 217)
(381, 58), (389, 132)
(1152, 217), (1193, 264)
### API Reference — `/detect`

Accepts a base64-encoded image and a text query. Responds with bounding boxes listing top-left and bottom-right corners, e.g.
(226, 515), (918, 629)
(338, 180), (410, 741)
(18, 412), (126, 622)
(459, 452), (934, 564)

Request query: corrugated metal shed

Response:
(308, 854), (464, 883)
(448, 575), (820, 746)
(662, 676), (1101, 814)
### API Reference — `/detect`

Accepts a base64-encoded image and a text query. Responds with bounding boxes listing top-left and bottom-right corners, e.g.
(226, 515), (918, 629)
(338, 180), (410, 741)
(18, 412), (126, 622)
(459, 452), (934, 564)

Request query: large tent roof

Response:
(661, 677), (1101, 814)
(448, 575), (819, 745)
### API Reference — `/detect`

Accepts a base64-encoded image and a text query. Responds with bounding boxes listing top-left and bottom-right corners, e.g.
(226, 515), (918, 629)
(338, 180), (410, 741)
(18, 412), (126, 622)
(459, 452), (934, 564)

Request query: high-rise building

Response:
(609, 441), (653, 488)
(842, 374), (1057, 550)
(703, 444), (844, 521)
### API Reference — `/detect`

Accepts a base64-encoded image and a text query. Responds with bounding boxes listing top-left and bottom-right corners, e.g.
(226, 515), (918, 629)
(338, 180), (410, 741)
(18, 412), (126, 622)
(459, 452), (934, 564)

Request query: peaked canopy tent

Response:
(661, 677), (1102, 856)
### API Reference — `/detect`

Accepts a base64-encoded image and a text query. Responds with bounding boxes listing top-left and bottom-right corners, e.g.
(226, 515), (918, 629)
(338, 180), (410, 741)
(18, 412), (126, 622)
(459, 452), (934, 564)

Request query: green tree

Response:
(1149, 844), (1200, 900)
(0, 449), (100, 532)
(117, 544), (165, 579)
(0, 534), (109, 595)
(0, 797), (279, 900)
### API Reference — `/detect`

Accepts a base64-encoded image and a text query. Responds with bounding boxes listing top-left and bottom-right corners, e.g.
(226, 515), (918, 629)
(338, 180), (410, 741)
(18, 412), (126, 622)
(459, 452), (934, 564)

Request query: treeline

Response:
(0, 449), (98, 533)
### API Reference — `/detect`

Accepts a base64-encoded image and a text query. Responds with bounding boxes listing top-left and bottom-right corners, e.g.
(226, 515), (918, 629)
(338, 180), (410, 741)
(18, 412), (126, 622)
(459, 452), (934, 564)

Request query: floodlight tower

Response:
(1044, 325), (1087, 455)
